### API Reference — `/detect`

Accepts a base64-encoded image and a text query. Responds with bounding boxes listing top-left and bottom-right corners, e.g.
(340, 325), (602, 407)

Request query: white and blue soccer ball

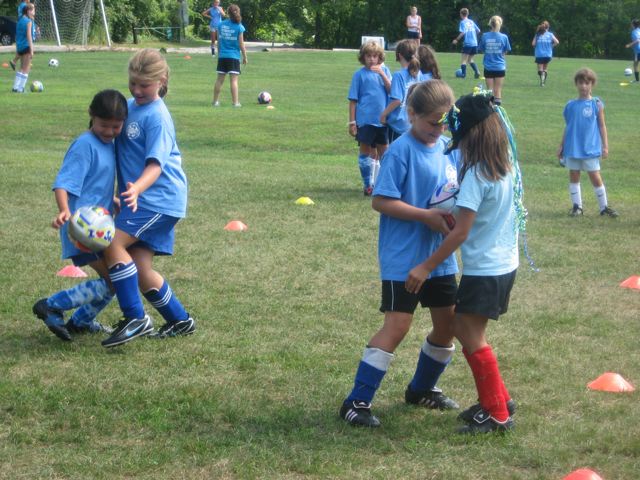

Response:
(68, 206), (115, 252)
(30, 80), (44, 92)
(48, 58), (59, 68)
(428, 181), (459, 212)
(455, 69), (464, 78)
(258, 91), (272, 104)
(624, 67), (633, 77)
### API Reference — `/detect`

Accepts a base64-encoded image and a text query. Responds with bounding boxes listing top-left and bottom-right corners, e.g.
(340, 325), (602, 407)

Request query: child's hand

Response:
(405, 263), (431, 294)
(602, 147), (608, 159)
(122, 182), (139, 212)
(556, 145), (563, 160)
(52, 209), (71, 229)
(421, 209), (452, 235)
(348, 124), (357, 137)
(380, 113), (387, 125)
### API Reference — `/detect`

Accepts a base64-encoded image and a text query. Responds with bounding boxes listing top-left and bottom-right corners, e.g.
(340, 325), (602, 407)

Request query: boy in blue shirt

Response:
(452, 8), (481, 79)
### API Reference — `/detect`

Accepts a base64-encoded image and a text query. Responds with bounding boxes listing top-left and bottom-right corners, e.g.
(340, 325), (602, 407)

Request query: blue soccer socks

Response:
(358, 154), (372, 189)
(109, 262), (145, 320)
(69, 291), (114, 329)
(48, 278), (110, 311)
(409, 338), (455, 393)
(143, 280), (188, 323)
(460, 64), (467, 77)
(346, 347), (394, 404)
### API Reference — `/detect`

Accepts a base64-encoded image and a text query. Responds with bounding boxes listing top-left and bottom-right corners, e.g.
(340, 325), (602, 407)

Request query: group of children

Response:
(34, 49), (196, 347)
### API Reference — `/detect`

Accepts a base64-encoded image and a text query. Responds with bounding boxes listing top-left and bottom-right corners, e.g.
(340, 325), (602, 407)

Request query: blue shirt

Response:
(16, 15), (31, 51)
(632, 28), (640, 54)
(562, 97), (604, 159)
(116, 98), (188, 218)
(456, 166), (518, 276)
(534, 31), (556, 58)
(207, 6), (223, 28)
(217, 19), (245, 60)
(386, 69), (432, 135)
(52, 131), (116, 259)
(373, 134), (459, 281)
(479, 31), (511, 71)
(348, 66), (391, 127)
(459, 18), (480, 47)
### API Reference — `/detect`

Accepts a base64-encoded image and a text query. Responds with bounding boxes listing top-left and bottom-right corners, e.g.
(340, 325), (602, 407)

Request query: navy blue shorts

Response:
(635, 53), (640, 62)
(217, 57), (241, 74)
(484, 69), (506, 78)
(455, 270), (517, 320)
(356, 125), (388, 147)
(17, 47), (30, 55)
(115, 205), (179, 255)
(535, 57), (552, 64)
(70, 251), (103, 267)
(407, 31), (420, 40)
(380, 275), (457, 314)
(387, 127), (403, 143)
(462, 46), (478, 55)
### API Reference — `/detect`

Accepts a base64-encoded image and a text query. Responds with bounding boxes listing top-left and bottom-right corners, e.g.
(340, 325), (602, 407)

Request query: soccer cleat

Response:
(151, 316), (196, 338)
(405, 386), (460, 410)
(600, 206), (618, 218)
(458, 399), (516, 424)
(339, 400), (381, 427)
(32, 298), (72, 341)
(474, 72), (480, 79)
(9, 60), (15, 70)
(66, 320), (114, 335)
(233, 103), (242, 108)
(363, 186), (373, 197)
(457, 408), (514, 434)
(101, 314), (154, 348)
(213, 101), (220, 107)
(569, 204), (583, 217)
(211, 46), (216, 56)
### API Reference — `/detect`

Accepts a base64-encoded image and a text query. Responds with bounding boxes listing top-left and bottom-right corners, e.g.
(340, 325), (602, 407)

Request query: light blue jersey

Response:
(459, 18), (480, 47)
(16, 15), (31, 51)
(456, 166), (518, 276)
(217, 19), (245, 60)
(116, 98), (188, 218)
(52, 131), (116, 260)
(534, 31), (556, 58)
(479, 31), (511, 71)
(386, 69), (432, 135)
(374, 134), (459, 281)
(348, 66), (391, 127)
(562, 97), (604, 159)
(632, 28), (640, 54)
(208, 6), (223, 29)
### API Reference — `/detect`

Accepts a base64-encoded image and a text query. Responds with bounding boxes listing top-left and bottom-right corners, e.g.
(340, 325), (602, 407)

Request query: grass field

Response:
(1, 48), (639, 479)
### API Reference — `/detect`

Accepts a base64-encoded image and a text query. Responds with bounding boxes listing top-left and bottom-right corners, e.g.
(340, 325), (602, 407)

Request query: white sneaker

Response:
(233, 103), (242, 108)
(213, 101), (220, 107)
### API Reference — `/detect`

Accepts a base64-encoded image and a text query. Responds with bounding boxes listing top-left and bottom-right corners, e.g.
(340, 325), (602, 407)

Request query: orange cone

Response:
(562, 469), (603, 480)
(56, 265), (88, 278)
(224, 220), (248, 231)
(184, 55), (192, 59)
(587, 372), (635, 392)
(619, 275), (640, 290)
(1, 62), (8, 68)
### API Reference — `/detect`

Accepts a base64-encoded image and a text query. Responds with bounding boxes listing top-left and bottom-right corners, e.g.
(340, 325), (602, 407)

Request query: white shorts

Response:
(564, 157), (601, 172)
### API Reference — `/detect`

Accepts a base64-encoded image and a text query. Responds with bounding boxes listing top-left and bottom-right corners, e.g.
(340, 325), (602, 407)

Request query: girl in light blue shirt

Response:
(479, 16), (511, 105)
(532, 21), (559, 86)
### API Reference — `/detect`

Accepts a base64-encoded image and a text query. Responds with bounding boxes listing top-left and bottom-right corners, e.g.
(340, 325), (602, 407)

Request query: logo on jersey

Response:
(582, 106), (593, 118)
(126, 122), (141, 140)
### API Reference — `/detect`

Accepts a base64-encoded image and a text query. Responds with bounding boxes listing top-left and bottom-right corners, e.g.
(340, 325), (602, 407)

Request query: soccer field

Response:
(1, 49), (639, 479)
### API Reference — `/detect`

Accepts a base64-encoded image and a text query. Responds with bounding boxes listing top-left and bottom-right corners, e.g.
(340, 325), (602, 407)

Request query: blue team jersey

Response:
(217, 20), (245, 60)
(208, 6), (223, 28)
(459, 19), (480, 47)
(373, 134), (459, 281)
(632, 28), (640, 54)
(456, 165), (518, 276)
(348, 65), (391, 127)
(534, 31), (556, 58)
(52, 131), (116, 260)
(16, 15), (31, 51)
(116, 98), (188, 218)
(479, 31), (511, 71)
(562, 97), (604, 159)
(386, 69), (432, 135)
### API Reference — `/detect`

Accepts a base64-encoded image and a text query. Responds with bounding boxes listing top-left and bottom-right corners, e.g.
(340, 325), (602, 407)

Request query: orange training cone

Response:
(184, 55), (192, 59)
(587, 372), (635, 392)
(619, 275), (640, 290)
(2, 62), (9, 68)
(562, 468), (604, 480)
(56, 265), (88, 278)
(224, 220), (248, 231)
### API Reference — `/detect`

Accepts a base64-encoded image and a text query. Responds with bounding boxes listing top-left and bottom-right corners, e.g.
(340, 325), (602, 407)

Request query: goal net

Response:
(34, 0), (110, 46)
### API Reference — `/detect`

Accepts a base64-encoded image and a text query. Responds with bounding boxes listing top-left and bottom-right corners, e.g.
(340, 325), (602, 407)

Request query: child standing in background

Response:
(348, 41), (391, 196)
(558, 68), (618, 217)
(532, 21), (559, 87)
(202, 0), (225, 57)
(101, 49), (195, 348)
(452, 8), (481, 79)
(479, 16), (511, 105)
(11, 2), (34, 92)
(212, 4), (247, 107)
(33, 90), (128, 341)
(625, 19), (640, 83)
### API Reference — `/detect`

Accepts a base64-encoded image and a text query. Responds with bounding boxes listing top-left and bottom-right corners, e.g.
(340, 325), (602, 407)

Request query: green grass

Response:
(1, 49), (639, 479)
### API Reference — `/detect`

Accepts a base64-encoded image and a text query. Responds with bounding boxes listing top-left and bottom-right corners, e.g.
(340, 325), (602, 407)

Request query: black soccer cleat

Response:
(457, 408), (514, 434)
(33, 298), (72, 341)
(458, 399), (517, 424)
(569, 204), (583, 217)
(151, 316), (196, 338)
(600, 206), (618, 218)
(101, 314), (154, 348)
(405, 386), (460, 410)
(339, 400), (381, 428)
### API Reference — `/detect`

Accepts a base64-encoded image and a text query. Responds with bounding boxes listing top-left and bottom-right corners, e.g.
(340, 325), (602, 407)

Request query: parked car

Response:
(0, 16), (17, 46)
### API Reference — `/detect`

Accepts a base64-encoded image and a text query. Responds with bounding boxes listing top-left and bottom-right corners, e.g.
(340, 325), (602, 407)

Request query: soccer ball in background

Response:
(48, 58), (59, 67)
(455, 69), (464, 78)
(67, 206), (115, 252)
(624, 67), (633, 77)
(258, 91), (272, 104)
(30, 80), (44, 92)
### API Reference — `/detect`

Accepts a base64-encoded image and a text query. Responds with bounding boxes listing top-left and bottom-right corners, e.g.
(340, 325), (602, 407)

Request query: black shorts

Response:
(407, 31), (420, 40)
(216, 57), (241, 74)
(455, 270), (516, 320)
(534, 57), (552, 65)
(462, 46), (478, 55)
(635, 53), (640, 62)
(387, 127), (403, 143)
(380, 275), (457, 314)
(356, 125), (388, 147)
(484, 69), (506, 78)
(17, 47), (31, 56)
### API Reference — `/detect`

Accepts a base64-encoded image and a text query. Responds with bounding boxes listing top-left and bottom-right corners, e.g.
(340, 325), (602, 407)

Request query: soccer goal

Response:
(34, 0), (111, 47)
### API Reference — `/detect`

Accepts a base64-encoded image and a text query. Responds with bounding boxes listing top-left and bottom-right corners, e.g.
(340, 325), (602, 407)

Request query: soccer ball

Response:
(67, 206), (115, 252)
(624, 67), (633, 77)
(30, 80), (44, 92)
(428, 181), (459, 212)
(455, 69), (464, 78)
(48, 58), (59, 68)
(258, 91), (272, 104)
